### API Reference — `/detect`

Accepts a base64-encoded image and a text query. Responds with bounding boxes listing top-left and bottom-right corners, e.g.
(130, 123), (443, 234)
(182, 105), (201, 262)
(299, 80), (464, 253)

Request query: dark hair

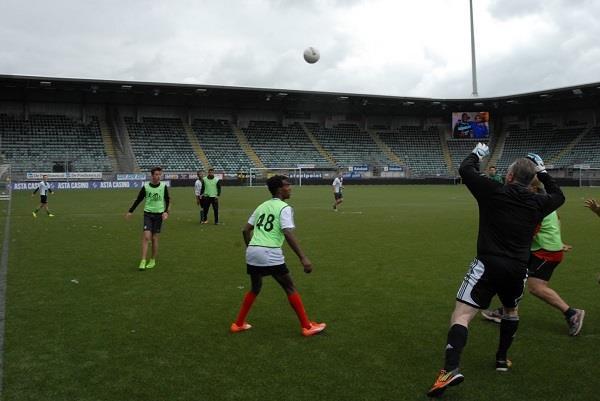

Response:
(489, 165), (496, 169)
(508, 158), (536, 185)
(197, 170), (203, 174)
(208, 168), (214, 172)
(150, 166), (162, 175)
(266, 175), (289, 196)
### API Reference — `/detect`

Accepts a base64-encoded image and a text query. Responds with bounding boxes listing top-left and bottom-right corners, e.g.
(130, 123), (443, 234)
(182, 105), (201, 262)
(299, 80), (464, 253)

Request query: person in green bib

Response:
(200, 168), (221, 224)
(230, 175), (326, 337)
(482, 176), (584, 336)
(126, 167), (170, 270)
(487, 165), (504, 184)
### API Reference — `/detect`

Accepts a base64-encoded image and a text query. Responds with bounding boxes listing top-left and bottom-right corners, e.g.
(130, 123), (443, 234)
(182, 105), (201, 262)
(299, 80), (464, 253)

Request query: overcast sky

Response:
(1, 0), (599, 98)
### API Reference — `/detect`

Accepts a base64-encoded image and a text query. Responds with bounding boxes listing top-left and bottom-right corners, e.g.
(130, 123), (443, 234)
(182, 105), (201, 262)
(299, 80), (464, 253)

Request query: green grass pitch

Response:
(3, 184), (600, 401)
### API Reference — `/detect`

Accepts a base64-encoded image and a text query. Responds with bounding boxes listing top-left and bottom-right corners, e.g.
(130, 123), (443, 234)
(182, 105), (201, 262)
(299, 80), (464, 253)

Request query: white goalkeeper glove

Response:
(527, 153), (546, 173)
(472, 142), (490, 160)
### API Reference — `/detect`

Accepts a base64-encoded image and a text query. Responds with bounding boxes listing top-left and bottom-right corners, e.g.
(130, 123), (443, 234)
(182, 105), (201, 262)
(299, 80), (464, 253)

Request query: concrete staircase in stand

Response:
(98, 118), (120, 172)
(183, 121), (210, 170)
(368, 129), (404, 166)
(440, 129), (454, 175)
(301, 122), (337, 167)
(233, 127), (265, 168)
(547, 125), (593, 166)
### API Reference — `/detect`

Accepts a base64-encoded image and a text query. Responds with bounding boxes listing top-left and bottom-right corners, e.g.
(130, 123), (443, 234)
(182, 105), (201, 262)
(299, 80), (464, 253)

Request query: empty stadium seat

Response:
(378, 126), (449, 176)
(308, 123), (392, 167)
(192, 119), (255, 173)
(243, 121), (332, 168)
(0, 114), (112, 173)
(125, 117), (202, 171)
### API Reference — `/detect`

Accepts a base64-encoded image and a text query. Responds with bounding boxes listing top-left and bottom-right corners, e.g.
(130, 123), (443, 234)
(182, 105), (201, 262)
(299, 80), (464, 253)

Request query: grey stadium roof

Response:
(1, 74), (600, 116)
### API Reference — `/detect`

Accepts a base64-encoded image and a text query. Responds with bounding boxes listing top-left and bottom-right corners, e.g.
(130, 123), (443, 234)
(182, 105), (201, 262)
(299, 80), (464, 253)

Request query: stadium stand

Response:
(191, 119), (255, 173)
(307, 122), (393, 167)
(377, 126), (450, 176)
(447, 138), (490, 174)
(495, 123), (585, 173)
(243, 121), (332, 168)
(0, 114), (112, 173)
(553, 126), (600, 167)
(124, 117), (202, 171)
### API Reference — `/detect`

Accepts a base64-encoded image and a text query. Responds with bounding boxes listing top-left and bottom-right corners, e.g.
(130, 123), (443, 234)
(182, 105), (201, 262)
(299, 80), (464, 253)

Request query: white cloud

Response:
(1, 0), (599, 97)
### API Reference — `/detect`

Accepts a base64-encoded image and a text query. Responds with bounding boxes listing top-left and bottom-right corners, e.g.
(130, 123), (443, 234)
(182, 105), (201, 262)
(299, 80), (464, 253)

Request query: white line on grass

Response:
(0, 194), (12, 397)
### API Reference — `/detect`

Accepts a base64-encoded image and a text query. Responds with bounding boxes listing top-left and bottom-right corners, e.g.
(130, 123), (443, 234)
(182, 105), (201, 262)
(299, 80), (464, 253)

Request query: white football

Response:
(303, 47), (320, 64)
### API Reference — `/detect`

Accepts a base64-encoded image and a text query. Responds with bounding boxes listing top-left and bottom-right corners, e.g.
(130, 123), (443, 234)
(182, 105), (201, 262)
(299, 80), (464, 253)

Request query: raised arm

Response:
(527, 153), (565, 216)
(458, 144), (499, 199)
(536, 172), (565, 216)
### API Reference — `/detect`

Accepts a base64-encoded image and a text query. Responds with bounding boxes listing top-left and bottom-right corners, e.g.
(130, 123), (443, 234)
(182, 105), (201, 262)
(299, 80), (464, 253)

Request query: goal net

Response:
(574, 165), (600, 187)
(0, 165), (10, 201)
(248, 167), (302, 187)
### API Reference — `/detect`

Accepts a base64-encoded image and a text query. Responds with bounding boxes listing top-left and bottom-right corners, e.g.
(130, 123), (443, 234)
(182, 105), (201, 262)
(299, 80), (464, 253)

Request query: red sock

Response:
(235, 292), (257, 326)
(288, 292), (311, 329)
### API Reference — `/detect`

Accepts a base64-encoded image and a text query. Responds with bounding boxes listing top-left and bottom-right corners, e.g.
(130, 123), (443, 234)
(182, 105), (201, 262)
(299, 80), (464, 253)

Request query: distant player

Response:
(230, 175), (326, 336)
(200, 168), (221, 224)
(125, 167), (170, 270)
(487, 165), (504, 184)
(194, 170), (205, 223)
(32, 174), (55, 217)
(332, 172), (344, 211)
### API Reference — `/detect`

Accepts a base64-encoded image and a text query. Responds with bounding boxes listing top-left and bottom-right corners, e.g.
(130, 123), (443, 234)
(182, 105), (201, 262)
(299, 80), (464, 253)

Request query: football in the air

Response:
(303, 47), (320, 64)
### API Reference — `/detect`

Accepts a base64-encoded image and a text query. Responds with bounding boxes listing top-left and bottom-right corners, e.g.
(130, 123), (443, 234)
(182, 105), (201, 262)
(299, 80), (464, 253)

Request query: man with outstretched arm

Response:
(427, 145), (565, 397)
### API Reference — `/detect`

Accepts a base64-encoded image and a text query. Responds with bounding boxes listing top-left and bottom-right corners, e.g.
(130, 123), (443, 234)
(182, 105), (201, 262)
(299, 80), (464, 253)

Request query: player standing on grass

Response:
(332, 171), (343, 211)
(194, 170), (205, 223)
(201, 168), (221, 224)
(32, 174), (55, 217)
(230, 175), (326, 336)
(125, 167), (170, 270)
(427, 146), (565, 398)
(481, 176), (584, 336)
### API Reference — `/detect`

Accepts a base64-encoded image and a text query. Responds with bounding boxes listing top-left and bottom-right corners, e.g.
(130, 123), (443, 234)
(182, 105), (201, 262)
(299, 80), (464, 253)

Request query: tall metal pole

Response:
(469, 0), (479, 97)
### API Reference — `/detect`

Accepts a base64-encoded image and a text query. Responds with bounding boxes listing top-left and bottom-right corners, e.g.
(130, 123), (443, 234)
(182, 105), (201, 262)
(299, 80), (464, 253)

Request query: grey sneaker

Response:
(481, 307), (503, 324)
(568, 309), (585, 336)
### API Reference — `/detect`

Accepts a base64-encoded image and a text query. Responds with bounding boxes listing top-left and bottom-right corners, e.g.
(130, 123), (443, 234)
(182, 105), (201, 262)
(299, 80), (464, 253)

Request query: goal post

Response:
(248, 167), (302, 187)
(0, 165), (11, 201)
(574, 165), (600, 187)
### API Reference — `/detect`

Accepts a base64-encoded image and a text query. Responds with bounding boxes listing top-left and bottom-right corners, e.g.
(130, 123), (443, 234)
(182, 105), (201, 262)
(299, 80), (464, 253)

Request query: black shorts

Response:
(528, 254), (560, 281)
(246, 263), (290, 276)
(456, 256), (527, 309)
(143, 212), (163, 234)
(40, 195), (48, 204)
(334, 192), (343, 200)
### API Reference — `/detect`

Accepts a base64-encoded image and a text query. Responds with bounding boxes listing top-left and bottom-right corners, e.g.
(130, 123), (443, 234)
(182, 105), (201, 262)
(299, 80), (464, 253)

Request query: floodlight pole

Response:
(469, 0), (479, 97)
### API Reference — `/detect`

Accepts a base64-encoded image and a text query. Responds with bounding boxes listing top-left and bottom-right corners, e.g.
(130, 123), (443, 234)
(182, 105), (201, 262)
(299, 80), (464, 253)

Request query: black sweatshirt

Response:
(459, 153), (565, 264)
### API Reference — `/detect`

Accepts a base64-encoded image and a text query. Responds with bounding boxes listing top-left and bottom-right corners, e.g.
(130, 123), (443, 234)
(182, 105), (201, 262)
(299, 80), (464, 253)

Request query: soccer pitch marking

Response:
(0, 194), (12, 397)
